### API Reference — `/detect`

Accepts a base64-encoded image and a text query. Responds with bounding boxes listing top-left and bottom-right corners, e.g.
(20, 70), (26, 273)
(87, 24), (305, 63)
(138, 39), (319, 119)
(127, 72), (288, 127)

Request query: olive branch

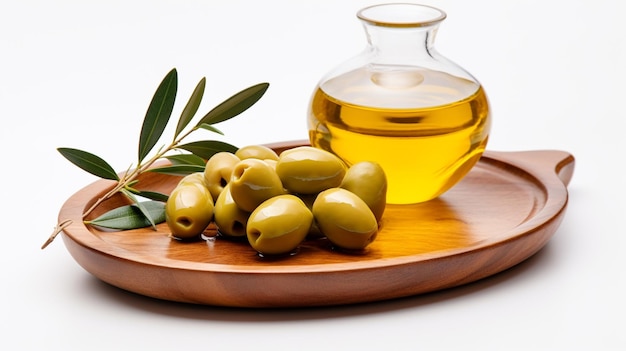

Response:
(42, 68), (269, 249)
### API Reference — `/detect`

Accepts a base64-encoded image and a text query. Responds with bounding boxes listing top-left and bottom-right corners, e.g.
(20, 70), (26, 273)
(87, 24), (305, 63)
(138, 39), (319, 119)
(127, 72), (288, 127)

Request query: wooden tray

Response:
(59, 140), (575, 308)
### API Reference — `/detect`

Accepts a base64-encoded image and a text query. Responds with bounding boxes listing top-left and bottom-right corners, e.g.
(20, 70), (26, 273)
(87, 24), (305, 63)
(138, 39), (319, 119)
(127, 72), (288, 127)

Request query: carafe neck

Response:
(356, 3), (446, 65)
(363, 24), (440, 64)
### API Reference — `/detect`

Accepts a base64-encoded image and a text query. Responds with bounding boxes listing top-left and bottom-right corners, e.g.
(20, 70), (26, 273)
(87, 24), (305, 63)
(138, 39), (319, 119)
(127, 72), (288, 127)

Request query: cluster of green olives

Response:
(165, 144), (387, 256)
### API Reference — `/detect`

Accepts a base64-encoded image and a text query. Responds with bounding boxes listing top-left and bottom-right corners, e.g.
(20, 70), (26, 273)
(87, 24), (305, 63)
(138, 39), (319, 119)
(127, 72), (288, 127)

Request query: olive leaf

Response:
(148, 154), (206, 176)
(138, 68), (178, 162)
(84, 200), (166, 230)
(197, 82), (269, 126)
(57, 148), (120, 181)
(133, 190), (169, 202)
(165, 154), (206, 166)
(197, 123), (224, 135)
(124, 184), (169, 202)
(177, 140), (238, 160)
(148, 164), (205, 176)
(174, 77), (206, 139)
(120, 188), (158, 230)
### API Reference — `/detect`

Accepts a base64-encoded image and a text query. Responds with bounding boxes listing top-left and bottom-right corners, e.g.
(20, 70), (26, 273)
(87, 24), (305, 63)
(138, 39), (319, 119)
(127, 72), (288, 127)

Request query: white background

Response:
(2, 0), (624, 350)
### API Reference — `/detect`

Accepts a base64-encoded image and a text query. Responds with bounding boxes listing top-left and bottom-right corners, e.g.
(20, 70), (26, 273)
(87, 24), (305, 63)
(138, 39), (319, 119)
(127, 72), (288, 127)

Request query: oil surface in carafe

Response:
(308, 66), (491, 204)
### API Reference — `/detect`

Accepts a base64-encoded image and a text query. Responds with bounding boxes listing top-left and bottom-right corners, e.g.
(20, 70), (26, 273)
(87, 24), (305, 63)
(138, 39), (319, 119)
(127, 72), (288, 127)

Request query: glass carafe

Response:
(308, 3), (491, 204)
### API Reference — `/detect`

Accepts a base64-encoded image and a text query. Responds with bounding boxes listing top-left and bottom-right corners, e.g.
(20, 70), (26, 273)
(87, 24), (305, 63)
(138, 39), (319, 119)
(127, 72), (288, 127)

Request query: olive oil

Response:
(308, 67), (491, 204)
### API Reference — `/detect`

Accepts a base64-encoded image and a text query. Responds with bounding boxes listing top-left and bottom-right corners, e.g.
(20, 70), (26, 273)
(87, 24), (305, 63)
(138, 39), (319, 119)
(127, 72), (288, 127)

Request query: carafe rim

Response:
(357, 3), (447, 28)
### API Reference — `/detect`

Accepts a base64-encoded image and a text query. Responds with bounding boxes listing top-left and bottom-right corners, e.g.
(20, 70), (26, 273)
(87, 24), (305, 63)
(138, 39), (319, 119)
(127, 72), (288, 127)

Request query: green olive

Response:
(340, 161), (387, 222)
(312, 188), (378, 250)
(263, 158), (277, 170)
(165, 182), (214, 240)
(203, 151), (241, 201)
(246, 195), (313, 255)
(276, 146), (347, 194)
(235, 144), (279, 161)
(229, 158), (285, 212)
(178, 172), (208, 187)
(213, 183), (249, 238)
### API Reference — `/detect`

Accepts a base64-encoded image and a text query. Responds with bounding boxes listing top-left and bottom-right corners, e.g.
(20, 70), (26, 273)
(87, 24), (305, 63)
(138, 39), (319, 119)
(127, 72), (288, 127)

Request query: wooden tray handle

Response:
(488, 150), (575, 187)
(554, 152), (575, 186)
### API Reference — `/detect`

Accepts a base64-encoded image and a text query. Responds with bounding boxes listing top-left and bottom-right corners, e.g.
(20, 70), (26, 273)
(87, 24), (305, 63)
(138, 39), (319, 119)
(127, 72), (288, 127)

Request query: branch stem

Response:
(80, 127), (196, 219)
(42, 126), (199, 250)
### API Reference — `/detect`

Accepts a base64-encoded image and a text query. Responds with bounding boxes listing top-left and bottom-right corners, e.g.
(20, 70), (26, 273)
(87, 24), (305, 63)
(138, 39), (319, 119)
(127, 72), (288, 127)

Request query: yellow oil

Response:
(308, 67), (491, 204)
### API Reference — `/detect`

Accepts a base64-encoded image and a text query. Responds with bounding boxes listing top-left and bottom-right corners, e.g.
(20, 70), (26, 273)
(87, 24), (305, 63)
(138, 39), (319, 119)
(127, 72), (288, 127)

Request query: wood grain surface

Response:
(59, 140), (574, 307)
